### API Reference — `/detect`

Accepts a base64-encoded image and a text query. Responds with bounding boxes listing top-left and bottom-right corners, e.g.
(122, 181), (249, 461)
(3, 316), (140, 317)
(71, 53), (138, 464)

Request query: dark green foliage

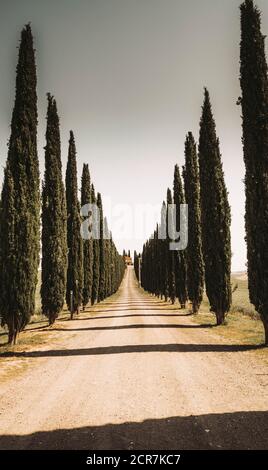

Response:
(109, 236), (125, 295)
(41, 94), (67, 325)
(198, 89), (232, 325)
(65, 131), (83, 318)
(183, 133), (204, 313)
(91, 184), (100, 305)
(97, 192), (105, 302)
(134, 251), (139, 280)
(134, 250), (142, 285)
(160, 202), (168, 300)
(0, 25), (40, 344)
(90, 186), (124, 304)
(0, 164), (16, 342)
(239, 0), (268, 344)
(173, 165), (188, 308)
(166, 188), (176, 304)
(81, 164), (93, 308)
(141, 201), (169, 302)
(103, 217), (110, 298)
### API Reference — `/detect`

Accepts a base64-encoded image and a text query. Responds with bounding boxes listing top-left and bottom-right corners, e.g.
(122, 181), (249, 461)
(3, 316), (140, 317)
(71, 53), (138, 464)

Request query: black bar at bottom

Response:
(0, 450), (267, 466)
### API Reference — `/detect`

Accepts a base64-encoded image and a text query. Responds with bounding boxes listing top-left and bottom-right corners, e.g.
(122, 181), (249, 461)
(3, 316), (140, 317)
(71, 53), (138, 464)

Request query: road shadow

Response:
(62, 313), (195, 322)
(85, 307), (187, 312)
(88, 302), (175, 308)
(0, 342), (263, 358)
(0, 411), (267, 449)
(51, 323), (213, 332)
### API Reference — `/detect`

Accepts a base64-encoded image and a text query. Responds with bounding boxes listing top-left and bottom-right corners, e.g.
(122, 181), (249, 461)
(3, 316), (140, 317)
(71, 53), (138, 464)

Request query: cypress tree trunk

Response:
(81, 164), (93, 309)
(173, 165), (188, 308)
(66, 131), (83, 319)
(41, 94), (67, 326)
(0, 25), (39, 344)
(239, 0), (268, 345)
(183, 133), (204, 314)
(198, 89), (232, 325)
(91, 184), (100, 305)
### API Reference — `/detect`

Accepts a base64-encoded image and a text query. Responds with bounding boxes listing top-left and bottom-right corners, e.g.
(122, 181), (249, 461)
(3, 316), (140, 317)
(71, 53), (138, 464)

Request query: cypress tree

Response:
(0, 164), (16, 343)
(173, 165), (188, 308)
(166, 188), (176, 304)
(41, 94), (67, 325)
(65, 131), (83, 319)
(239, 0), (268, 344)
(152, 228), (160, 296)
(110, 238), (116, 294)
(159, 202), (167, 300)
(160, 201), (169, 301)
(198, 89), (232, 325)
(91, 184), (100, 304)
(0, 24), (39, 344)
(103, 217), (110, 298)
(97, 192), (105, 301)
(141, 217), (165, 298)
(183, 133), (204, 314)
(81, 164), (93, 309)
(134, 250), (138, 280)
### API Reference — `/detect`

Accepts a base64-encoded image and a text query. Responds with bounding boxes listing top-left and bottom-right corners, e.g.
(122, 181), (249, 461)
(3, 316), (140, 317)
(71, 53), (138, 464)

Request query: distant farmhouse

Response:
(123, 255), (133, 266)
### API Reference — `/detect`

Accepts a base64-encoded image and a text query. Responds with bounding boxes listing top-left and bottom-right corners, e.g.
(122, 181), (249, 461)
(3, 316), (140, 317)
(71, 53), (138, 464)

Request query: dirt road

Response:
(0, 266), (267, 449)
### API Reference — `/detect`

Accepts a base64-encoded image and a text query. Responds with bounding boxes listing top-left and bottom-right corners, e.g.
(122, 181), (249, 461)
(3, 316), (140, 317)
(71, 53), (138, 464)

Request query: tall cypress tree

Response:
(0, 164), (16, 343)
(158, 202), (167, 300)
(81, 164), (93, 309)
(97, 192), (105, 301)
(166, 188), (176, 304)
(103, 217), (110, 298)
(160, 201), (169, 301)
(198, 89), (232, 325)
(91, 184), (100, 304)
(41, 94), (67, 325)
(66, 131), (83, 319)
(173, 165), (188, 308)
(183, 133), (204, 314)
(239, 0), (268, 344)
(0, 25), (39, 344)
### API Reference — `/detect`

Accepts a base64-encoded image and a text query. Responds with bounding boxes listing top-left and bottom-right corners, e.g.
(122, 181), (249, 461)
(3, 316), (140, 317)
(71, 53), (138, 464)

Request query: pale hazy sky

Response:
(1, 0), (268, 270)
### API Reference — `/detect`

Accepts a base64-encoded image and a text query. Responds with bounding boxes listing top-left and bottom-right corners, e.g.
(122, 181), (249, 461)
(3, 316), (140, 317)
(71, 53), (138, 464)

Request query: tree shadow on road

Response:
(76, 308), (193, 320)
(89, 302), (177, 308)
(51, 323), (214, 332)
(73, 312), (194, 319)
(0, 342), (263, 358)
(0, 411), (267, 450)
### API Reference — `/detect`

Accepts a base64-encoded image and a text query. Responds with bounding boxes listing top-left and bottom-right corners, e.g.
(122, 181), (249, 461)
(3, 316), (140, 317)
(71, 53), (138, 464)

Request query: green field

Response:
(193, 273), (267, 348)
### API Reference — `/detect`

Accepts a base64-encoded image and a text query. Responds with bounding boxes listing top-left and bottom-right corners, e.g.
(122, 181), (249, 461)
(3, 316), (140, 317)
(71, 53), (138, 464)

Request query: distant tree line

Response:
(141, 0), (268, 345)
(0, 25), (125, 344)
(140, 88), (231, 327)
(134, 251), (140, 282)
